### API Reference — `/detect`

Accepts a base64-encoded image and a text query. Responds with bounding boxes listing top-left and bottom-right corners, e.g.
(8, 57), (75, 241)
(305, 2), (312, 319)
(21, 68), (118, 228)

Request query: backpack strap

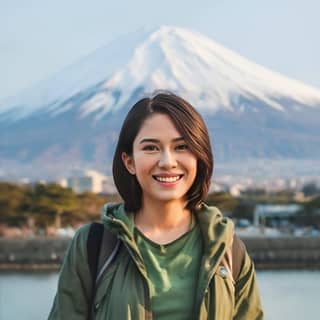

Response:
(87, 222), (119, 320)
(87, 222), (104, 284)
(96, 225), (120, 283)
(220, 233), (246, 283)
(87, 222), (120, 284)
(87, 202), (121, 284)
(87, 222), (104, 320)
(231, 234), (246, 281)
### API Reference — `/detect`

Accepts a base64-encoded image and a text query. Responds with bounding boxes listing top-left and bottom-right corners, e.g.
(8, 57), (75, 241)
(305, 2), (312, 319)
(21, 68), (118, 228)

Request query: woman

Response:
(48, 93), (264, 319)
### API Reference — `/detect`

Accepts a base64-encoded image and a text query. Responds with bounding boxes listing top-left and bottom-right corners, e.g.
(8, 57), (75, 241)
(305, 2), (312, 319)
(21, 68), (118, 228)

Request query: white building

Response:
(67, 169), (114, 194)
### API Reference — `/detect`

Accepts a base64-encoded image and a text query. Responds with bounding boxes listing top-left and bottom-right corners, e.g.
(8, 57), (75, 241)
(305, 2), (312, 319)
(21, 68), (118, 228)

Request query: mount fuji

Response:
(1, 26), (320, 180)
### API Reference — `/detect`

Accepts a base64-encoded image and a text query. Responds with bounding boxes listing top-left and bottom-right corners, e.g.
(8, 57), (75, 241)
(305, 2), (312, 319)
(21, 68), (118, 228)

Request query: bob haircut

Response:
(112, 92), (213, 212)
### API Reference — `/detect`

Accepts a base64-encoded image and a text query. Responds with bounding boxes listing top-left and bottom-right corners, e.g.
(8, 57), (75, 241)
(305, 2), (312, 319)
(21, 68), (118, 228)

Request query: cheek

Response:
(133, 154), (155, 173)
(184, 155), (198, 174)
(190, 162), (198, 181)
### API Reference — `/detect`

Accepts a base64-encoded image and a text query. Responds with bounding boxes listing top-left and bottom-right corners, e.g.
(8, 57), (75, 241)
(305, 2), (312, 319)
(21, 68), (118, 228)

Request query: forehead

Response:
(135, 113), (182, 140)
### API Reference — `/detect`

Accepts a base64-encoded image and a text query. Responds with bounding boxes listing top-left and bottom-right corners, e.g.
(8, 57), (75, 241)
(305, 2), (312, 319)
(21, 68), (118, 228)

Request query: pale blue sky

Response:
(1, 0), (319, 101)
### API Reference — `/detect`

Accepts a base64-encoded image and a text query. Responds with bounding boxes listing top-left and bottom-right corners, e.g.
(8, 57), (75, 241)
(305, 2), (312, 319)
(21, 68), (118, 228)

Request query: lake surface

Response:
(0, 270), (319, 319)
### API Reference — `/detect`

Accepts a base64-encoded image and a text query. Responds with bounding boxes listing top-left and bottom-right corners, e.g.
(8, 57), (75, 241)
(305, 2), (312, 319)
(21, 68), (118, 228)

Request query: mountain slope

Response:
(1, 26), (320, 120)
(0, 26), (320, 179)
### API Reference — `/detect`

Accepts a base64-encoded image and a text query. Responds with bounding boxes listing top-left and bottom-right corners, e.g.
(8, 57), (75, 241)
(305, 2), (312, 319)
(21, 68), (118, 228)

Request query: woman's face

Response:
(122, 113), (197, 207)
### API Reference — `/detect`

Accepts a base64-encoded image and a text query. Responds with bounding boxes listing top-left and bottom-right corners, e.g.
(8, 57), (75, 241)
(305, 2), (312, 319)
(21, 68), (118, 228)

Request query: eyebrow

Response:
(139, 137), (185, 144)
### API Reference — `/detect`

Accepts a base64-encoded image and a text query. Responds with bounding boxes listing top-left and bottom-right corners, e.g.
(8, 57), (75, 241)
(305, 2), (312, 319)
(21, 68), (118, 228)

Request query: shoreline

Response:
(1, 263), (320, 272)
(1, 236), (320, 271)
(0, 263), (61, 272)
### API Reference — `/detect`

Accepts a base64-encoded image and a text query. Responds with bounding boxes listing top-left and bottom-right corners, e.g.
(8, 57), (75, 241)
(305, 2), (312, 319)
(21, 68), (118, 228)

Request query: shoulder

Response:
(73, 223), (92, 243)
(63, 224), (92, 263)
(198, 203), (234, 233)
(197, 203), (235, 256)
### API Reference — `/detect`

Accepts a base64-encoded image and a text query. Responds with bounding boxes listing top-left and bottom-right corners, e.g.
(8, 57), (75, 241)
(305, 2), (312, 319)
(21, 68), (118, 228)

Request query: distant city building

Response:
(229, 184), (246, 197)
(287, 178), (298, 190)
(101, 178), (117, 194)
(209, 182), (227, 193)
(18, 177), (31, 185)
(66, 169), (115, 194)
(56, 178), (68, 188)
(253, 204), (303, 228)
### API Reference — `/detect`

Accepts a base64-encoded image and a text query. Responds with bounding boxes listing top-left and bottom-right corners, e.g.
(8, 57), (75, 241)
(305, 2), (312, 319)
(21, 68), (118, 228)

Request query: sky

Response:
(1, 0), (320, 101)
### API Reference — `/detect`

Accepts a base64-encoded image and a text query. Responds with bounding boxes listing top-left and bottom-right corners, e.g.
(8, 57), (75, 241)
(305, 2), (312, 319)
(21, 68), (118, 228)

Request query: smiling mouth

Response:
(153, 175), (183, 183)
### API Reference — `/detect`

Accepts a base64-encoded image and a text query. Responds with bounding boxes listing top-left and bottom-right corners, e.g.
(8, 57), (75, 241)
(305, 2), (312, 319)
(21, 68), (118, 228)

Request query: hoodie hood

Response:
(101, 202), (135, 239)
(197, 203), (234, 257)
(101, 202), (234, 259)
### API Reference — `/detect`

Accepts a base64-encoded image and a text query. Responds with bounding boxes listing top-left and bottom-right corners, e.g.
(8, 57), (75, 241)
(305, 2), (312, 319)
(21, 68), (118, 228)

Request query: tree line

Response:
(0, 182), (319, 230)
(0, 182), (120, 229)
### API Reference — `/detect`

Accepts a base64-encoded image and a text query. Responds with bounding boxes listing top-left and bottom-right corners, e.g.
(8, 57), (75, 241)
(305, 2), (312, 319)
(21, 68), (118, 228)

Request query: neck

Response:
(135, 200), (191, 231)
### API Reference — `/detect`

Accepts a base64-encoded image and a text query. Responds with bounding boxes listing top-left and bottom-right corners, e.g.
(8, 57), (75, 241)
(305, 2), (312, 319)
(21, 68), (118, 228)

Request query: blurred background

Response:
(0, 1), (319, 319)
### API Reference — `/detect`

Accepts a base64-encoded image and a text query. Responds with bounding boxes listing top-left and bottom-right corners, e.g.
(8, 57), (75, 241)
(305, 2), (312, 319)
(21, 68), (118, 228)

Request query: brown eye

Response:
(142, 145), (158, 151)
(176, 144), (188, 150)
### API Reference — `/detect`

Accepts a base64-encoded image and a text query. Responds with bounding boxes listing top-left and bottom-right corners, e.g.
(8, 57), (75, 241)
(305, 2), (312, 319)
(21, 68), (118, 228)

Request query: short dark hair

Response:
(112, 92), (213, 212)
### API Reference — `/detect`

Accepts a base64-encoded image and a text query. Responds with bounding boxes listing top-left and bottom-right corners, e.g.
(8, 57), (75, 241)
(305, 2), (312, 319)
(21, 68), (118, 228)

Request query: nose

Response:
(158, 149), (177, 169)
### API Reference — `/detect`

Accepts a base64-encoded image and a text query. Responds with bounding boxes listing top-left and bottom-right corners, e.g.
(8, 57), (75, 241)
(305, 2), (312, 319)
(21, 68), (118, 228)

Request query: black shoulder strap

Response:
(87, 222), (104, 283)
(231, 234), (246, 281)
(87, 222), (119, 320)
(87, 222), (104, 320)
(87, 222), (119, 284)
(96, 224), (119, 282)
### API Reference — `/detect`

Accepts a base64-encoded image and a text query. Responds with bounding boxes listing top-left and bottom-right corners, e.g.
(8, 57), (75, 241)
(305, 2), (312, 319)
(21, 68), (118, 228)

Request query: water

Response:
(0, 272), (58, 320)
(258, 271), (319, 320)
(0, 270), (319, 320)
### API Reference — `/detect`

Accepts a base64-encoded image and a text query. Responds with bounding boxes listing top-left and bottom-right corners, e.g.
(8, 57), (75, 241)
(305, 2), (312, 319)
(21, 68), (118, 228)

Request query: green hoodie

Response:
(48, 203), (264, 320)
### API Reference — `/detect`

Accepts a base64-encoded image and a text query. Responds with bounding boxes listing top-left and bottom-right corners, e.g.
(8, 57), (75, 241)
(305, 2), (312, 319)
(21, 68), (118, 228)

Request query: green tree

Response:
(206, 192), (238, 214)
(27, 183), (78, 229)
(0, 182), (27, 225)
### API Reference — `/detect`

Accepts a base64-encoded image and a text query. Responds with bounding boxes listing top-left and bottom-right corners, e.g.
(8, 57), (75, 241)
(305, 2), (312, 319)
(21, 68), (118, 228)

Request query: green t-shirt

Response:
(134, 217), (203, 320)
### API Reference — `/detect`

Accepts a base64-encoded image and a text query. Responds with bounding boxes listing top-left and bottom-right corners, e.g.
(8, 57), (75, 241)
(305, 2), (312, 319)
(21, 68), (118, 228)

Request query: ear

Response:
(121, 152), (136, 175)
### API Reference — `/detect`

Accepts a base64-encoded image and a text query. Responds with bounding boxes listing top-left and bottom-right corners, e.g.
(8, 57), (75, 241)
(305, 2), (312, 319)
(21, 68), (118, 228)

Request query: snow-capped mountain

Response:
(2, 25), (320, 120)
(1, 26), (320, 179)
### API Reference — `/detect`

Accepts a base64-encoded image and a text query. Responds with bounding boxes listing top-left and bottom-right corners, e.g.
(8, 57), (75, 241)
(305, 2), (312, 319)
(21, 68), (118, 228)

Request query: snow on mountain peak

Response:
(1, 25), (320, 121)
(80, 25), (320, 119)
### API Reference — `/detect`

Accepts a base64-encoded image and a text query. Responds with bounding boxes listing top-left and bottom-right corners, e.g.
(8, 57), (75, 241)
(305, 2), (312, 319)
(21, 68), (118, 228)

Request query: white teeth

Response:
(155, 176), (181, 182)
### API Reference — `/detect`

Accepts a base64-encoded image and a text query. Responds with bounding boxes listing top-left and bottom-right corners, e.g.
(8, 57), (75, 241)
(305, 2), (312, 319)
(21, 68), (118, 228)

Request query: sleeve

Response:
(233, 250), (265, 320)
(47, 224), (92, 320)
